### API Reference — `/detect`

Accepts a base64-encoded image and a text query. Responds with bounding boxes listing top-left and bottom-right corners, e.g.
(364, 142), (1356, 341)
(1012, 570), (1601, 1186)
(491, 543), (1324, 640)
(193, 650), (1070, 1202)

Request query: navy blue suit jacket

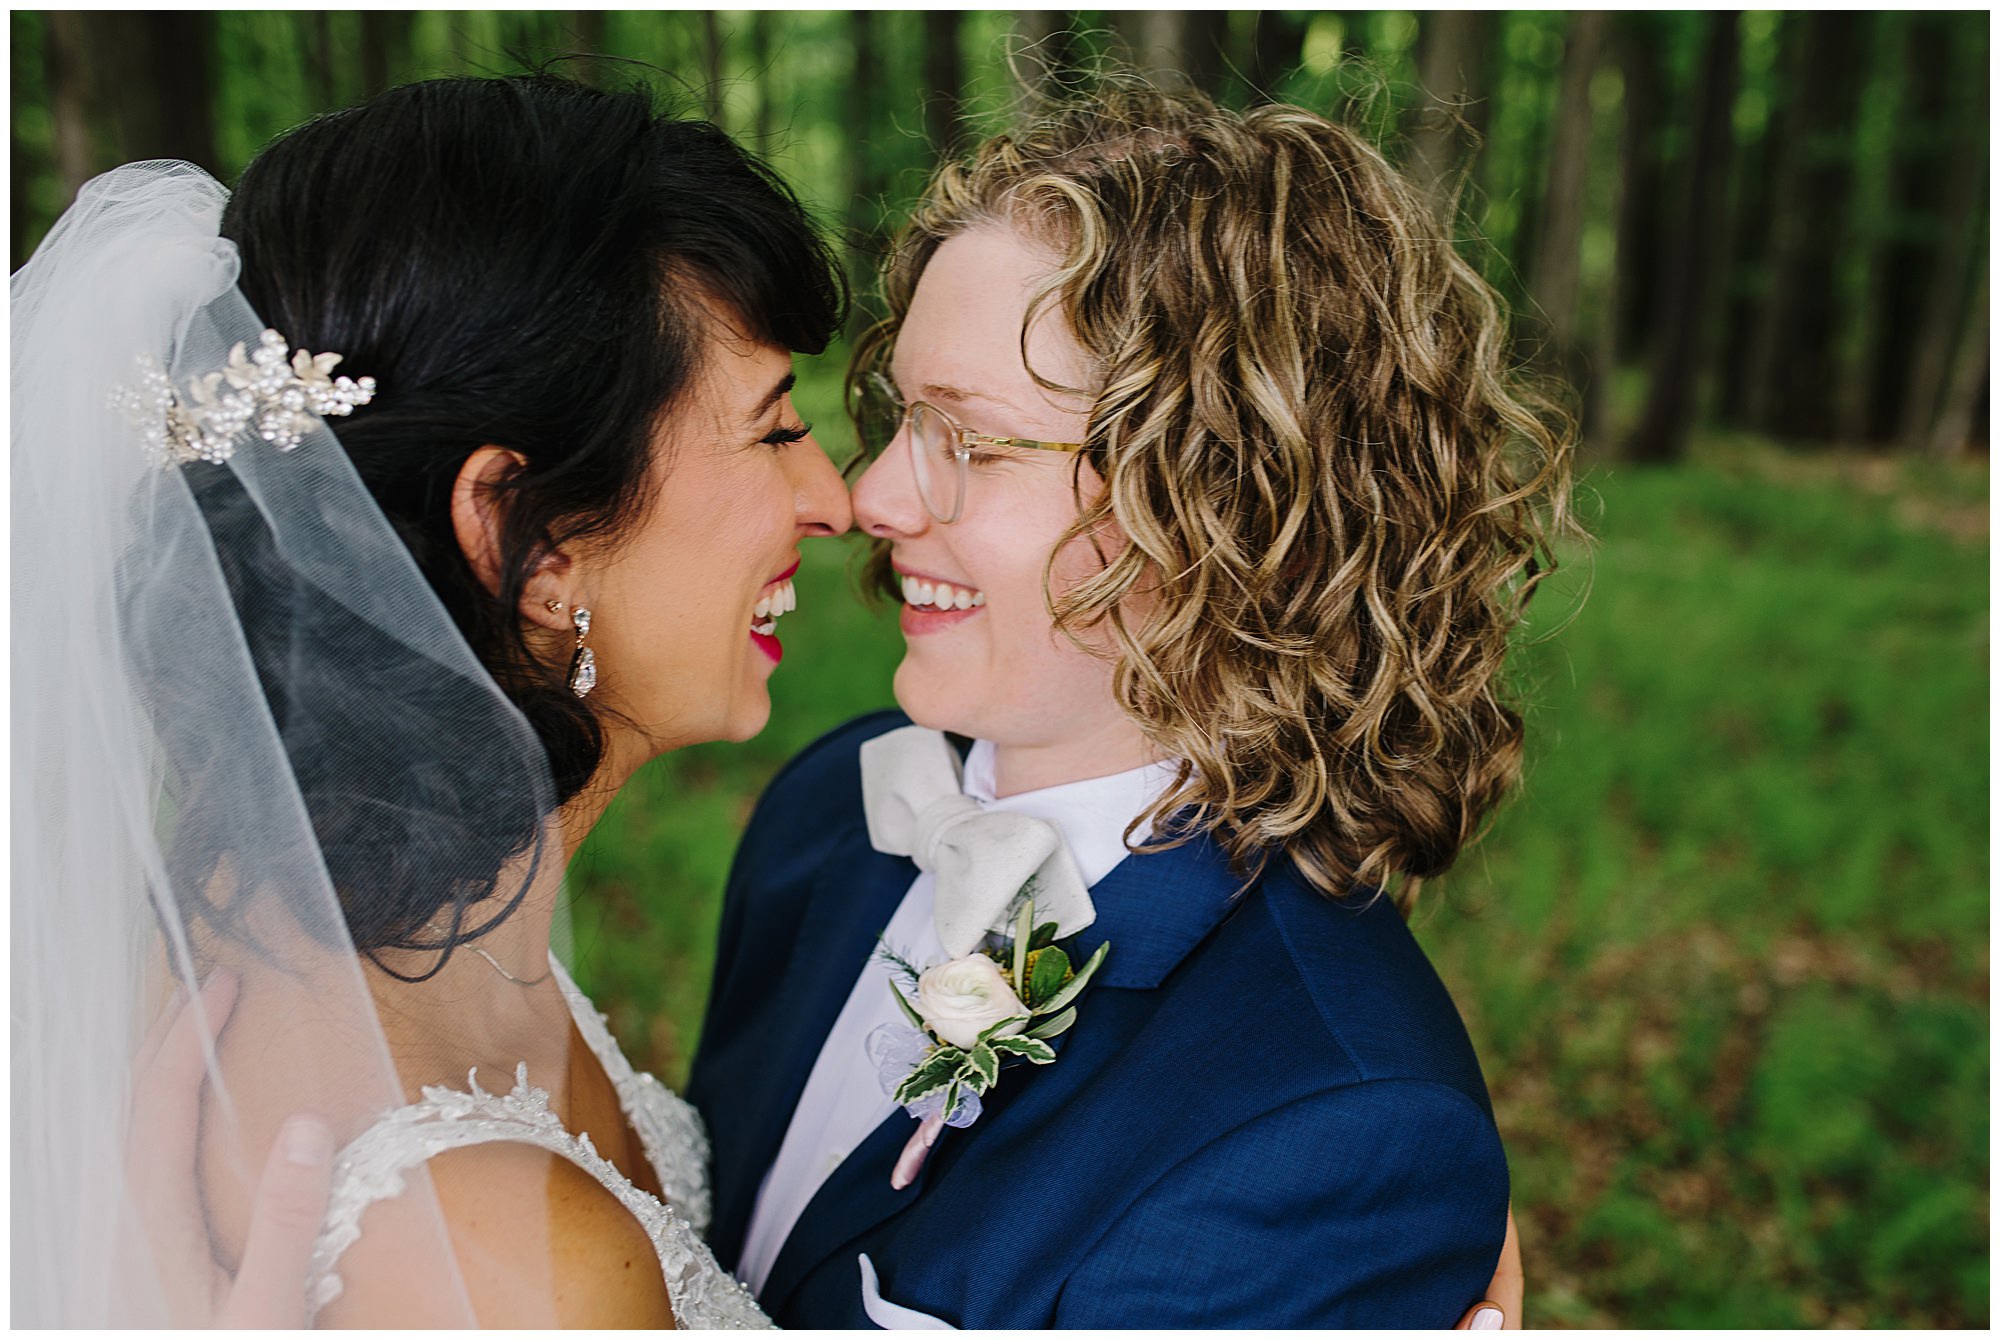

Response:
(686, 712), (1508, 1327)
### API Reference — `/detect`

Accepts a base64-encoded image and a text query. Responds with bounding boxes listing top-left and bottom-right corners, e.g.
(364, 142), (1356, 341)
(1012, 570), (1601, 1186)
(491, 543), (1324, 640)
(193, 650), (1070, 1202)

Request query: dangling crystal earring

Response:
(566, 606), (596, 698)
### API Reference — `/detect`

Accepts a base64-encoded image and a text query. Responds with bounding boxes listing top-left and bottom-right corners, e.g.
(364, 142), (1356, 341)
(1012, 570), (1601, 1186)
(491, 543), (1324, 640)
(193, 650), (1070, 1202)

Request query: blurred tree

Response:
(700, 12), (725, 125)
(45, 10), (94, 200)
(573, 10), (606, 71)
(746, 10), (772, 143)
(1746, 12), (1866, 440)
(1011, 10), (1077, 106)
(845, 10), (888, 337)
(923, 11), (965, 156)
(360, 12), (413, 98)
(1925, 248), (1989, 457)
(1115, 10), (1230, 95)
(1717, 12), (1786, 425)
(1247, 10), (1309, 103)
(1890, 18), (1988, 452)
(1528, 11), (1606, 408)
(1627, 10), (1739, 464)
(301, 11), (334, 111)
(1610, 12), (1665, 367)
(1405, 11), (1494, 200)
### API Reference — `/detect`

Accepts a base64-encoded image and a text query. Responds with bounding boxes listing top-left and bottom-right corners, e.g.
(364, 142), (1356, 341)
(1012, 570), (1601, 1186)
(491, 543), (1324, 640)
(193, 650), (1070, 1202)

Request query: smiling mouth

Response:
(898, 573), (986, 611)
(752, 577), (796, 636)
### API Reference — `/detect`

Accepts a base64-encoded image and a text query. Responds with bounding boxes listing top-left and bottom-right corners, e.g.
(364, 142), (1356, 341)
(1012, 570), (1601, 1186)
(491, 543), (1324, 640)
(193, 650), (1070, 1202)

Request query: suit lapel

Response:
(756, 831), (1251, 1314)
(1072, 828), (1246, 989)
(759, 1103), (933, 1315)
(713, 825), (916, 1261)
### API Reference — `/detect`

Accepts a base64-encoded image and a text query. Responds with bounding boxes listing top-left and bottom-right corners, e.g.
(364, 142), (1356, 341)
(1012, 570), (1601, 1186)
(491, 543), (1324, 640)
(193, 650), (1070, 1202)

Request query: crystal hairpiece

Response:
(116, 328), (376, 467)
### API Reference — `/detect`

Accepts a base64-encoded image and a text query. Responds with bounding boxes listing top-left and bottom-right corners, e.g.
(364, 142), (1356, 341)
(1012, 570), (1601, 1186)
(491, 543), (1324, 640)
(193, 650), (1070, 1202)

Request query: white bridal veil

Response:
(13, 162), (573, 1325)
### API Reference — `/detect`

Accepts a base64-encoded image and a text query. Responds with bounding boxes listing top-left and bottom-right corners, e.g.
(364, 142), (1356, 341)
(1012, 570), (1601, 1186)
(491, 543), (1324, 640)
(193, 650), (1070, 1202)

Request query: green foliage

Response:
(1414, 440), (1986, 1326)
(572, 434), (1981, 1328)
(1025, 945), (1073, 1007)
(13, 12), (1986, 1326)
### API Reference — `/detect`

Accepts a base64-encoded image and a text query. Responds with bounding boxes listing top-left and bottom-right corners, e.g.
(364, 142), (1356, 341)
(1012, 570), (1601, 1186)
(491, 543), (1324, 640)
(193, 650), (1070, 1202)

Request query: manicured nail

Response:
(1470, 1305), (1505, 1330)
(280, 1115), (334, 1167)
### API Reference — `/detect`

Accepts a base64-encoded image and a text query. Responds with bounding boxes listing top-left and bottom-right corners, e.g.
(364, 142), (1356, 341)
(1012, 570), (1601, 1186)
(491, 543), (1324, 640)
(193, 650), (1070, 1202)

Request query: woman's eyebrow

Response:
(921, 382), (1028, 417)
(745, 370), (797, 423)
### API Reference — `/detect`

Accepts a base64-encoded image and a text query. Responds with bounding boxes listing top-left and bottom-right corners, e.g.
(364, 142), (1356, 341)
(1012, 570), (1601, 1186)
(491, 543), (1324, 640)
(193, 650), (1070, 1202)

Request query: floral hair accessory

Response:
(870, 882), (1110, 1188)
(116, 327), (376, 467)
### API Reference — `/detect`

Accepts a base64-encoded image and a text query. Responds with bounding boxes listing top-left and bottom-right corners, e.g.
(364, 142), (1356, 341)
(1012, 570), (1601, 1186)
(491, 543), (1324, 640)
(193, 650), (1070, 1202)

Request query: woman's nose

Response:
(850, 425), (930, 540)
(792, 431), (853, 537)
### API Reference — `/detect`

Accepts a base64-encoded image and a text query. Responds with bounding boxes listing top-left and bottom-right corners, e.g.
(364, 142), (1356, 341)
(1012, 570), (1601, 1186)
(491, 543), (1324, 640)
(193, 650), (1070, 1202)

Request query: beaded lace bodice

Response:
(303, 956), (771, 1328)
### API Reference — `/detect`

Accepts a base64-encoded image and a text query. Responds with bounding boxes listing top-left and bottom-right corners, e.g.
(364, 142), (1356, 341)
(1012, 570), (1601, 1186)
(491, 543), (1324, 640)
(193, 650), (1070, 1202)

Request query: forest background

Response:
(10, 8), (1989, 1328)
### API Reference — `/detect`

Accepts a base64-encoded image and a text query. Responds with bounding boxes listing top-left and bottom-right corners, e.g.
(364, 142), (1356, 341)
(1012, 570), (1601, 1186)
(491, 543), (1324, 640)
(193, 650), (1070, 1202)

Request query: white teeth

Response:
(899, 573), (986, 611)
(753, 578), (796, 631)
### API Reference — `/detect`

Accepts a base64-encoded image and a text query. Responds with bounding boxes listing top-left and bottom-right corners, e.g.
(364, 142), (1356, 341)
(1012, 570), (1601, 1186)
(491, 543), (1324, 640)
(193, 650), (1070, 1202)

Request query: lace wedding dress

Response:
(303, 956), (773, 1329)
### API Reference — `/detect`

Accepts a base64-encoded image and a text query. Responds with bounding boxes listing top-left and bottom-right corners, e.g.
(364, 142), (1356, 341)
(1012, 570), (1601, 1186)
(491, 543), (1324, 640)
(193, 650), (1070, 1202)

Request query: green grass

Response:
(566, 418), (1989, 1328)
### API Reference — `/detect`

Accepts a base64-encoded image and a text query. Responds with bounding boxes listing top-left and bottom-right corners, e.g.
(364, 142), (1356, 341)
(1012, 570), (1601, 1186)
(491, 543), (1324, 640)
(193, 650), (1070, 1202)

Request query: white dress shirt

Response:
(736, 739), (1178, 1293)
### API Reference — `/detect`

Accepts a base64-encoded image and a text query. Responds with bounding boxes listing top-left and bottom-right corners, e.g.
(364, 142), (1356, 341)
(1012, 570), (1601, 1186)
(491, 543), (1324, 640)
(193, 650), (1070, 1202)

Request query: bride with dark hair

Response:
(14, 73), (848, 1327)
(16, 71), (1527, 1330)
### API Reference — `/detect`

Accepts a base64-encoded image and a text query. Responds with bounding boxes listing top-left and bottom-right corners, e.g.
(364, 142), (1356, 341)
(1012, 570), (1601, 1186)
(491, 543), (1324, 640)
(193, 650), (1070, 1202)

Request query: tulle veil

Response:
(12, 161), (575, 1325)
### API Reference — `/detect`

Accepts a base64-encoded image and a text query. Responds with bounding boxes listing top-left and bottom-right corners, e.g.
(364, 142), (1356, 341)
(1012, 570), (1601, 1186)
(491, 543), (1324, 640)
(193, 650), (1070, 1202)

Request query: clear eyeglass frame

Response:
(858, 371), (1084, 524)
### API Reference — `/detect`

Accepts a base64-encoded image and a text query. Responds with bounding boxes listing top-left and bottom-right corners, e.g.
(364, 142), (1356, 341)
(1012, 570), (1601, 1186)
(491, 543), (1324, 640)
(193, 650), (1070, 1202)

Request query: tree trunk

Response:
(747, 10), (771, 144)
(302, 10), (335, 111)
(1747, 12), (1867, 440)
(1528, 12), (1608, 393)
(845, 11), (886, 338)
(1248, 11), (1309, 103)
(1406, 10), (1493, 201)
(46, 10), (95, 203)
(571, 10), (607, 84)
(1610, 13), (1664, 368)
(923, 11), (964, 157)
(699, 12), (726, 126)
(1925, 249), (1988, 458)
(1901, 182), (1989, 450)
(1878, 15), (1974, 442)
(1118, 10), (1229, 95)
(360, 11), (413, 98)
(1716, 18), (1789, 424)
(1011, 12), (1075, 108)
(1830, 12), (1904, 443)
(86, 13), (218, 175)
(1625, 11), (1739, 464)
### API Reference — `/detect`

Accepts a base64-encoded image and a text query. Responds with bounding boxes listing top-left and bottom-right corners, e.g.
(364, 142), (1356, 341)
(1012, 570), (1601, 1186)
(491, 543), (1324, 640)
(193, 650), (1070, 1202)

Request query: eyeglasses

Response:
(855, 371), (1084, 524)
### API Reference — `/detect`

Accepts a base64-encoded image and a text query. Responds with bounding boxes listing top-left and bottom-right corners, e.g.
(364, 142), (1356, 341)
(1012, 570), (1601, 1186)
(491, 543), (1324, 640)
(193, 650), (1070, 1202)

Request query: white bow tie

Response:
(860, 726), (1095, 959)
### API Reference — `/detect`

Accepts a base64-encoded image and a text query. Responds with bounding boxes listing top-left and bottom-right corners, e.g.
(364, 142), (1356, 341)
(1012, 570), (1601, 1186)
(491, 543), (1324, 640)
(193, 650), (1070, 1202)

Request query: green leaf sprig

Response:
(888, 892), (1110, 1121)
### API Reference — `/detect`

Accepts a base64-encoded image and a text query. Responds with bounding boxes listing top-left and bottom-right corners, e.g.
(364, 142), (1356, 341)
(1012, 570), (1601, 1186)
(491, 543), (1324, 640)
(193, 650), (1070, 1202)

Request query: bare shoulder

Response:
(319, 1140), (677, 1328)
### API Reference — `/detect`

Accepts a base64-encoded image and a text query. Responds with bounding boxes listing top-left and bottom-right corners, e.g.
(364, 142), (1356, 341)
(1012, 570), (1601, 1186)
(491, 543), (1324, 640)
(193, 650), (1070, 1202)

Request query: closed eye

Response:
(761, 421), (812, 447)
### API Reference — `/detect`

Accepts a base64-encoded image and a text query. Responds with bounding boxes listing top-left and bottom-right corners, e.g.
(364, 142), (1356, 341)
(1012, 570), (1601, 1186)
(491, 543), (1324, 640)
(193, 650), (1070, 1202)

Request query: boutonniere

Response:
(869, 886), (1109, 1188)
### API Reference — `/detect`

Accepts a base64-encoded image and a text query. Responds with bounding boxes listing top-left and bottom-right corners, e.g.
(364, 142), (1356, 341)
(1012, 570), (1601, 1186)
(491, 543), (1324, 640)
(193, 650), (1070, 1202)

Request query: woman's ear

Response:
(449, 446), (571, 632)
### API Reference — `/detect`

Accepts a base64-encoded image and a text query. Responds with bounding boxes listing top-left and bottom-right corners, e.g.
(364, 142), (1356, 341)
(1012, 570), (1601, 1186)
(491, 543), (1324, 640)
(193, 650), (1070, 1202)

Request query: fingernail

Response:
(1470, 1305), (1505, 1330)
(281, 1115), (334, 1167)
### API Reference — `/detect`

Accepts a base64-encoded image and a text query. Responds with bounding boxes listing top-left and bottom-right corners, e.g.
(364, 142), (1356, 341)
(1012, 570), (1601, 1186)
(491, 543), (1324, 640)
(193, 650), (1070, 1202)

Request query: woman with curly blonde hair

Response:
(689, 83), (1570, 1327)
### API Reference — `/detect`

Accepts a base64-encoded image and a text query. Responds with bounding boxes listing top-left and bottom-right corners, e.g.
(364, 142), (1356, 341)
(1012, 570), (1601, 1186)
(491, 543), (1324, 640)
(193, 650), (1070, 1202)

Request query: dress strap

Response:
(303, 1063), (684, 1322)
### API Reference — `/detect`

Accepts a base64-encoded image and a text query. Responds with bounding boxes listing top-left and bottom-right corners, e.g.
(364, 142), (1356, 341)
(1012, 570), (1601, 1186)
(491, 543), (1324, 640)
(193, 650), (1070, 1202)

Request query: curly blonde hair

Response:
(852, 83), (1577, 911)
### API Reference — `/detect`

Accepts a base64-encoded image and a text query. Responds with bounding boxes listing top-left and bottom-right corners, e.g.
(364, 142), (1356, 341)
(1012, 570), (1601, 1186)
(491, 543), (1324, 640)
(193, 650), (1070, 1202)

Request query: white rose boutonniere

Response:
(869, 886), (1111, 1186)
(914, 955), (1029, 1050)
